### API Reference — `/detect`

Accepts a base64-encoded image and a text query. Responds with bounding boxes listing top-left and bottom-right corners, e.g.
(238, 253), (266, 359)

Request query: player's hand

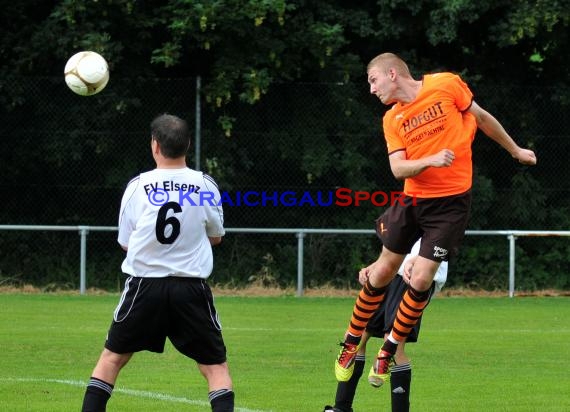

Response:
(402, 256), (417, 284)
(358, 265), (373, 286)
(513, 148), (537, 165)
(430, 149), (455, 167)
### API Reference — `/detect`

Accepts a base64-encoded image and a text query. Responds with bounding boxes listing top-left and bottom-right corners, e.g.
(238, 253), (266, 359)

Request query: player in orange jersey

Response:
(335, 53), (536, 387)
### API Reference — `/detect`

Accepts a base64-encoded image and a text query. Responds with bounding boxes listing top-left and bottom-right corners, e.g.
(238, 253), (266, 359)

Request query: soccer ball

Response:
(64, 51), (109, 96)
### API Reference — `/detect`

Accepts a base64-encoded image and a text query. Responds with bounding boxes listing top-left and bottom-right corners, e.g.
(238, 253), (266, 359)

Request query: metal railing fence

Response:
(1, 225), (568, 297)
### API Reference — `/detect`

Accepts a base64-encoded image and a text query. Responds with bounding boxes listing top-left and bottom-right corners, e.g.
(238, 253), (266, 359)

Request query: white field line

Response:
(2, 377), (271, 412)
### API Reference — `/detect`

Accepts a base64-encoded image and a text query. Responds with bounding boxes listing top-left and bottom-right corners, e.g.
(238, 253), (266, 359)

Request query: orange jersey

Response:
(382, 73), (477, 198)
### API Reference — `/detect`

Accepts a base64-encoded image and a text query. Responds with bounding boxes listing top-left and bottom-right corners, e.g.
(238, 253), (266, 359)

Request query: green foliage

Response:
(450, 235), (570, 292)
(4, 1), (568, 125)
(145, 0), (352, 120)
(426, 0), (491, 44)
(468, 170), (496, 229)
(0, 231), (124, 291)
(211, 235), (298, 288)
(516, 238), (570, 290)
(489, 0), (570, 46)
(451, 239), (510, 290)
(504, 172), (548, 224)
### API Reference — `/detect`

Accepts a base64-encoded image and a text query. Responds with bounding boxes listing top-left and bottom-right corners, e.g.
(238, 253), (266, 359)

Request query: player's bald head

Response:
(367, 53), (412, 79)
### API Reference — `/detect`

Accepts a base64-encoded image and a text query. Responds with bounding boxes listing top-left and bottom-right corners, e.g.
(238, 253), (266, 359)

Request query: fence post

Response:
(296, 231), (305, 297)
(78, 226), (89, 295)
(508, 234), (517, 298)
(194, 76), (201, 170)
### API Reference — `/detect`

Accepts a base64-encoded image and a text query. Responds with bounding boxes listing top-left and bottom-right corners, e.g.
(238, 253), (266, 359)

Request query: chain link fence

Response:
(0, 76), (568, 291)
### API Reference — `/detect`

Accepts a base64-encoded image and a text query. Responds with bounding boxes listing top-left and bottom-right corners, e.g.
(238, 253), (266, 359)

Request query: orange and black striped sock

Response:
(390, 286), (430, 343)
(346, 280), (386, 344)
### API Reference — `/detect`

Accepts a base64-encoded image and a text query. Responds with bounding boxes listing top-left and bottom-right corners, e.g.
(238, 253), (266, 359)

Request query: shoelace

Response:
(374, 353), (393, 373)
(338, 342), (356, 363)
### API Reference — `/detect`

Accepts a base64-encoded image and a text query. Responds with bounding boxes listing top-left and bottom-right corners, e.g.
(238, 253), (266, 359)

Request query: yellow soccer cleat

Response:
(368, 350), (394, 388)
(334, 341), (359, 382)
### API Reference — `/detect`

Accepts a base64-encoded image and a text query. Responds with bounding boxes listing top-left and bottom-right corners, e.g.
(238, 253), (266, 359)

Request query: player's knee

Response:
(409, 277), (432, 292)
(369, 262), (400, 286)
(199, 363), (233, 388)
(408, 266), (437, 291)
(101, 350), (131, 369)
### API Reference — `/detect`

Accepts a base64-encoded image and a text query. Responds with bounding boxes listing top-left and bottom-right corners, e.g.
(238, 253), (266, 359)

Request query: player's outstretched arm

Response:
(468, 101), (537, 165)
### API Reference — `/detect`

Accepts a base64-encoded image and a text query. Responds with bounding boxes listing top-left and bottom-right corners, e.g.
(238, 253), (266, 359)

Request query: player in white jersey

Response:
(118, 168), (223, 279)
(81, 114), (234, 412)
(325, 239), (447, 412)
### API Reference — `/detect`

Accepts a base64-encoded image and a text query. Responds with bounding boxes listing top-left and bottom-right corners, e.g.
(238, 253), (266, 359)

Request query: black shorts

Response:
(366, 275), (435, 342)
(376, 190), (472, 262)
(105, 276), (227, 365)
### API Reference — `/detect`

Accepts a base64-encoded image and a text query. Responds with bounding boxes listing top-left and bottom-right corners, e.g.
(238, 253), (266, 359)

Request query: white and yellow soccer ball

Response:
(64, 51), (109, 96)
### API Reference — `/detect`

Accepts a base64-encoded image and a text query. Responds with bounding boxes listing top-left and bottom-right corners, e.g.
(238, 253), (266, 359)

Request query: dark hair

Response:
(150, 114), (191, 158)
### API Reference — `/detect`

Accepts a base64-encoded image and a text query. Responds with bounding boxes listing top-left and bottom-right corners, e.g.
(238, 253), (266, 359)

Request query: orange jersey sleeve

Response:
(382, 73), (477, 198)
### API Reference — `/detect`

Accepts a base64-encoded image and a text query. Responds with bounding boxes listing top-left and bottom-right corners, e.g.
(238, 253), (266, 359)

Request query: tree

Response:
(2, 1), (568, 118)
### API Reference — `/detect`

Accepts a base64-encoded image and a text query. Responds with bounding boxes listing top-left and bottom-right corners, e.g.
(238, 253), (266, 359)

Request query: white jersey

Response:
(118, 167), (224, 278)
(397, 239), (448, 293)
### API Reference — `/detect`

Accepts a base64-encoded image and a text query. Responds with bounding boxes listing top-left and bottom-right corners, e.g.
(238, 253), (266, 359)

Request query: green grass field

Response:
(1, 293), (569, 411)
